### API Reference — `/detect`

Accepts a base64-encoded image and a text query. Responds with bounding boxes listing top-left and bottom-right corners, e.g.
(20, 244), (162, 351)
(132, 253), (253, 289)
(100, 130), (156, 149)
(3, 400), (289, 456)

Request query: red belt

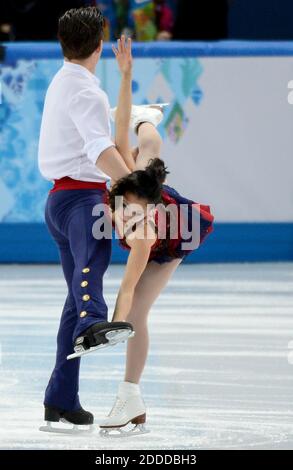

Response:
(50, 177), (107, 193)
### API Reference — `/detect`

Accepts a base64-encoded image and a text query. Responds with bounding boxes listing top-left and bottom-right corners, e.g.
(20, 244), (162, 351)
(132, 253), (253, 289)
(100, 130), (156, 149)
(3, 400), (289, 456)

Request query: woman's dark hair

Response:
(109, 158), (169, 211)
(58, 7), (105, 60)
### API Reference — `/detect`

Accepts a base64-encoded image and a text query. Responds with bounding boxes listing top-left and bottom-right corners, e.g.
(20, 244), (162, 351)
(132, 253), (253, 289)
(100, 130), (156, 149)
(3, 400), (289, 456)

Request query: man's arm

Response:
(69, 88), (130, 182)
(97, 146), (130, 182)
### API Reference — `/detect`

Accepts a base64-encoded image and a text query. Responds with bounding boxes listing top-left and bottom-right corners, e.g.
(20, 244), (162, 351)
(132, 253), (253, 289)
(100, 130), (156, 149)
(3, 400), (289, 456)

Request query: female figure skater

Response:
(99, 36), (214, 436)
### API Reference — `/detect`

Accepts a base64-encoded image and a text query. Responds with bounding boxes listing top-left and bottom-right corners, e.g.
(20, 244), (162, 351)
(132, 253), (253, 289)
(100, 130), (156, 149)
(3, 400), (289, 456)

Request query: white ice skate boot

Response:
(110, 103), (169, 134)
(99, 381), (149, 437)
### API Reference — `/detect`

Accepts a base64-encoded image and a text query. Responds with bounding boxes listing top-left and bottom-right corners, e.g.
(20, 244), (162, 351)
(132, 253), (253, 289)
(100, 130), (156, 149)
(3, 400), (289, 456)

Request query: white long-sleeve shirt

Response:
(38, 61), (114, 182)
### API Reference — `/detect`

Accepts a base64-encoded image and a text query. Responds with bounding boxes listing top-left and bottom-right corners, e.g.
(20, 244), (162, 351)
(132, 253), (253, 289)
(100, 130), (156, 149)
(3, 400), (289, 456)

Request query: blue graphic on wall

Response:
(0, 56), (203, 222)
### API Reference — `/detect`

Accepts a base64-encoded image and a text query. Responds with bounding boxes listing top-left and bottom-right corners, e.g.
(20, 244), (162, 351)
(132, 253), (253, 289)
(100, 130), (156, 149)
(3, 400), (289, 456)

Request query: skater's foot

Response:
(99, 381), (149, 437)
(67, 321), (134, 360)
(39, 406), (94, 434)
(110, 103), (169, 134)
(44, 405), (94, 425)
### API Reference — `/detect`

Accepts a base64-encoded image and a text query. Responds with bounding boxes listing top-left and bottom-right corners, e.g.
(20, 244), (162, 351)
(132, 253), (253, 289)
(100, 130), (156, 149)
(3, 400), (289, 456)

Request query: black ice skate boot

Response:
(67, 321), (135, 360)
(39, 406), (94, 434)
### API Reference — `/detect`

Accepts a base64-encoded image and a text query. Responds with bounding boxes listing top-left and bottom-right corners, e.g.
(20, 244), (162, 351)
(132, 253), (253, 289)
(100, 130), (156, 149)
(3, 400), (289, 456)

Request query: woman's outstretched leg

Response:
(135, 122), (163, 170)
(99, 259), (181, 431)
(124, 258), (181, 384)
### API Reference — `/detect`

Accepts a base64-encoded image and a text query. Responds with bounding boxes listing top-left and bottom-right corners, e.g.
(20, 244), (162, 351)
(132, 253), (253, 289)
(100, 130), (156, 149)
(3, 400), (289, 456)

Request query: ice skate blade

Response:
(105, 328), (135, 345)
(39, 421), (95, 435)
(67, 343), (107, 360)
(99, 424), (149, 438)
(67, 328), (134, 360)
(142, 102), (169, 109)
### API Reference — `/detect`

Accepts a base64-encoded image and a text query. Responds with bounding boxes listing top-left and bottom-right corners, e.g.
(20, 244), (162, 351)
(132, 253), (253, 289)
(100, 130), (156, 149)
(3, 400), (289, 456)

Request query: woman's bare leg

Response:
(135, 122), (163, 170)
(123, 117), (170, 383)
(124, 258), (181, 384)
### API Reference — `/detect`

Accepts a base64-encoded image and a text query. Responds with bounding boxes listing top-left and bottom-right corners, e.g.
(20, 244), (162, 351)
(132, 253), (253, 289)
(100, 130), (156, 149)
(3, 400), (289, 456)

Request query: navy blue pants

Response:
(44, 189), (111, 411)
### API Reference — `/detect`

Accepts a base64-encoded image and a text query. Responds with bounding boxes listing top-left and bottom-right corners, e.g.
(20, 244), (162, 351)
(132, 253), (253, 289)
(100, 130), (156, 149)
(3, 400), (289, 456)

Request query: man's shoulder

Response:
(46, 67), (110, 110)
(70, 81), (110, 108)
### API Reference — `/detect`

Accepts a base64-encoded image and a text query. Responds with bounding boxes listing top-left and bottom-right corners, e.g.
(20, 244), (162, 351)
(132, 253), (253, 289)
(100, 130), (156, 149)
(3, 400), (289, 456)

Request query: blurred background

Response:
(2, 0), (293, 42)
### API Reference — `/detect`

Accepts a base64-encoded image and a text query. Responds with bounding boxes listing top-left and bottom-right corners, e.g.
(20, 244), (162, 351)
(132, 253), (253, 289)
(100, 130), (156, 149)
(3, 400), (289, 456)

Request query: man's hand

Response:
(112, 35), (132, 76)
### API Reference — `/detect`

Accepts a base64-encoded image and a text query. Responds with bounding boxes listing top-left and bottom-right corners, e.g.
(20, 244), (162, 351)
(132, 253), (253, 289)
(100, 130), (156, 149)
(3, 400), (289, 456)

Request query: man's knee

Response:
(63, 293), (76, 311)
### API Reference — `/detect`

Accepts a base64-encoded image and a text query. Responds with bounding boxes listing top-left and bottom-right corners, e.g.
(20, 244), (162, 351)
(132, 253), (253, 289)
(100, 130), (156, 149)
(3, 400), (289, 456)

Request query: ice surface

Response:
(0, 263), (293, 450)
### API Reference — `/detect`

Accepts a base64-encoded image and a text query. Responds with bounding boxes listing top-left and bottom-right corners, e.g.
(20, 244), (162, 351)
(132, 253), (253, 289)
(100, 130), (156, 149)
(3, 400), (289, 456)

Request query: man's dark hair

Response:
(58, 7), (105, 60)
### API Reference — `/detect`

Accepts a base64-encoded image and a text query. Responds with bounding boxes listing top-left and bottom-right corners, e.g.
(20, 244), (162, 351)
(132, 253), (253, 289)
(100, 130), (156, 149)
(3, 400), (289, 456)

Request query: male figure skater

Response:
(38, 6), (133, 430)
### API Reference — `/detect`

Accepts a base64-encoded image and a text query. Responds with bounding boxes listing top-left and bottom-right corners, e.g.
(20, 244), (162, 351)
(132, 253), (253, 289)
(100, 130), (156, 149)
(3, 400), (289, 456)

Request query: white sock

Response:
(118, 381), (141, 398)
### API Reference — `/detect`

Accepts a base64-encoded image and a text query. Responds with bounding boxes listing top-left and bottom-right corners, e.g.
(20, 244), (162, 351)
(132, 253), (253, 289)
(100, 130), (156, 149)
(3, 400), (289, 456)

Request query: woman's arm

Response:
(111, 239), (151, 322)
(112, 36), (136, 171)
(111, 225), (156, 322)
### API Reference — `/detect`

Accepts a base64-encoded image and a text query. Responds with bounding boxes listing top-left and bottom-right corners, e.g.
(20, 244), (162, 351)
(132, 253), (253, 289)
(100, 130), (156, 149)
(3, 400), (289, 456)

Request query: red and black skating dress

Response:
(117, 184), (214, 264)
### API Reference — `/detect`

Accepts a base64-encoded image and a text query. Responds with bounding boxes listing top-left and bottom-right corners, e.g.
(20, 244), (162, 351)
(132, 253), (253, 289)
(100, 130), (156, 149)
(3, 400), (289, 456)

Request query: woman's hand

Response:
(112, 35), (132, 76)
